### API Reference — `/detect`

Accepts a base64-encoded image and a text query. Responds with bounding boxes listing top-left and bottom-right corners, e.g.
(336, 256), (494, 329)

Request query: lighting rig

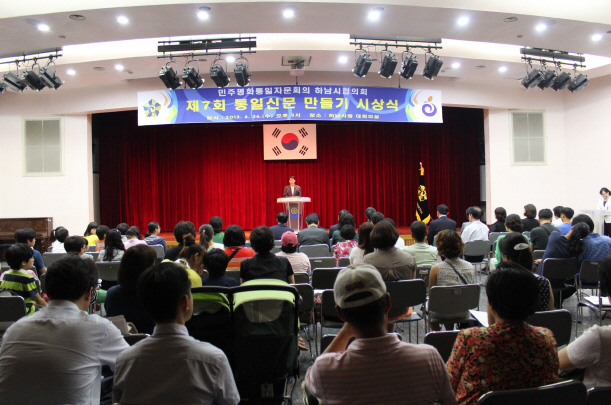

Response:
(158, 36), (256, 89)
(520, 48), (589, 92)
(350, 35), (443, 80)
(0, 48), (63, 93)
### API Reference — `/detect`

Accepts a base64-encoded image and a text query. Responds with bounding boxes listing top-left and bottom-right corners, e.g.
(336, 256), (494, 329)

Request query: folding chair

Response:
(533, 250), (545, 261)
(526, 309), (572, 347)
(522, 231), (531, 240)
(293, 273), (310, 284)
(124, 333), (150, 346)
(311, 268), (342, 291)
(0, 295), (26, 338)
(300, 244), (331, 258)
(320, 290), (343, 341)
(88, 245), (97, 252)
(95, 262), (120, 282)
(416, 265), (432, 289)
(477, 379), (587, 404)
(488, 232), (507, 247)
(42, 252), (65, 268)
(89, 252), (99, 261)
(271, 247), (281, 254)
(587, 386), (611, 405)
(309, 257), (336, 270)
(425, 284), (480, 332)
(150, 245), (165, 260)
(339, 257), (350, 267)
(294, 283), (316, 357)
(386, 279), (426, 343)
(541, 257), (579, 309)
(423, 331), (459, 362)
(577, 263), (610, 326)
(577, 261), (600, 301)
(463, 240), (491, 283)
(186, 287), (232, 355)
(460, 222), (472, 235)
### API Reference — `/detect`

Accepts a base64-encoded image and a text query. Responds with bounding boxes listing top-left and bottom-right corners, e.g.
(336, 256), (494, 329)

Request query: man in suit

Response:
(283, 176), (301, 197)
(298, 213), (330, 246)
(270, 212), (294, 240)
(427, 204), (457, 245)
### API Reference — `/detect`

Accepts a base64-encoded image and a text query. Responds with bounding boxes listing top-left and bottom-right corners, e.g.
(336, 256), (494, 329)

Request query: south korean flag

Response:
(263, 124), (317, 160)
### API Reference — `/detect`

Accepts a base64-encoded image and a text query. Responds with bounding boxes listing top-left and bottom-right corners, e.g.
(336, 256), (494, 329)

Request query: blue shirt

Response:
(557, 223), (572, 236)
(579, 233), (611, 266)
(32, 248), (44, 271)
(536, 232), (571, 275)
(269, 223), (294, 240)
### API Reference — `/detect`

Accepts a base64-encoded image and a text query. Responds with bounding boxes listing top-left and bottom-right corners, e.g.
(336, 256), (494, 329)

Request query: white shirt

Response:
(276, 251), (312, 275)
(349, 246), (366, 265)
(567, 325), (611, 389)
(552, 217), (563, 227)
(460, 220), (489, 243)
(51, 240), (66, 253)
(113, 323), (239, 405)
(0, 300), (128, 405)
(395, 236), (405, 248)
(597, 198), (611, 223)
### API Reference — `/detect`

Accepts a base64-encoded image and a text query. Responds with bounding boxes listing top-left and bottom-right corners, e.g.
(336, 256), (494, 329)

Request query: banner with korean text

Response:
(263, 124), (317, 160)
(137, 85), (442, 125)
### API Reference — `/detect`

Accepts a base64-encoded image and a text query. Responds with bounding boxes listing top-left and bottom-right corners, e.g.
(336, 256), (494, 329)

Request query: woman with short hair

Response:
(362, 219), (415, 281)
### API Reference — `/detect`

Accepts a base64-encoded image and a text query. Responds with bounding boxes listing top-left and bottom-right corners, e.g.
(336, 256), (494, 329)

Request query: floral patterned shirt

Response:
(446, 322), (558, 404)
(333, 240), (358, 266)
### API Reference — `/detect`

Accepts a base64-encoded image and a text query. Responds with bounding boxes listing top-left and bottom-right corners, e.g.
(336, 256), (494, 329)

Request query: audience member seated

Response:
(363, 219), (415, 281)
(488, 207), (507, 233)
(500, 233), (554, 310)
(557, 207), (575, 235)
(95, 225), (109, 252)
(365, 206), (376, 223)
(428, 230), (475, 331)
(0, 255), (129, 404)
(404, 220), (438, 267)
(578, 214), (611, 266)
(428, 204), (457, 245)
(105, 244), (157, 334)
(298, 213), (330, 246)
(304, 264), (455, 404)
(117, 222), (129, 243)
(98, 230), (125, 262)
(559, 254), (611, 389)
(349, 222), (374, 265)
(123, 226), (147, 250)
(144, 221), (167, 252)
(14, 228), (46, 275)
(164, 221), (196, 261)
(275, 231), (311, 275)
(461, 206), (489, 262)
(493, 214), (528, 267)
(270, 211), (294, 240)
(522, 204), (539, 232)
(112, 262), (239, 405)
(202, 248), (239, 287)
(552, 205), (564, 227)
(331, 212), (356, 245)
(172, 235), (205, 288)
(223, 224), (256, 269)
(0, 244), (47, 315)
(84, 221), (99, 246)
(529, 208), (561, 251)
(333, 224), (358, 266)
(240, 226), (294, 283)
(328, 209), (350, 239)
(65, 235), (95, 260)
(209, 216), (225, 244)
(199, 224), (224, 250)
(50, 226), (69, 253)
(446, 262), (559, 404)
(370, 211), (385, 225)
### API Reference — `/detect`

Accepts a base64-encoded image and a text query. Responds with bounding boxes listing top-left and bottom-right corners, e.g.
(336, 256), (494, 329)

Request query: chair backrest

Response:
(416, 265), (432, 289)
(580, 261), (600, 282)
(151, 245), (165, 259)
(522, 231), (531, 240)
(274, 240), (282, 247)
(42, 252), (66, 268)
(309, 257), (337, 270)
(488, 232), (508, 246)
(526, 309), (572, 347)
(87, 245), (97, 252)
(0, 295), (26, 336)
(460, 222), (472, 235)
(464, 240), (492, 257)
(428, 284), (480, 314)
(423, 331), (459, 363)
(294, 283), (314, 313)
(587, 386), (611, 405)
(321, 289), (342, 325)
(89, 252), (99, 261)
(542, 257), (580, 281)
(533, 250), (545, 261)
(339, 257), (350, 267)
(225, 270), (240, 282)
(477, 379), (587, 404)
(95, 262), (120, 281)
(293, 273), (310, 284)
(271, 246), (281, 254)
(320, 334), (337, 354)
(300, 244), (331, 258)
(311, 268), (342, 290)
(385, 279), (426, 318)
(124, 333), (149, 346)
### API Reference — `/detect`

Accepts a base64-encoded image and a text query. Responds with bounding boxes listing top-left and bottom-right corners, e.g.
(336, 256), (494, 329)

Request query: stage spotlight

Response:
(378, 52), (398, 79)
(551, 71), (571, 91)
(3, 72), (27, 92)
(521, 69), (544, 88)
(234, 59), (250, 87)
(568, 73), (589, 92)
(159, 65), (181, 90)
(422, 54), (443, 80)
(536, 69), (557, 89)
(399, 55), (418, 79)
(210, 62), (230, 87)
(352, 53), (372, 77)
(39, 67), (63, 89)
(182, 66), (204, 89)
(22, 70), (46, 91)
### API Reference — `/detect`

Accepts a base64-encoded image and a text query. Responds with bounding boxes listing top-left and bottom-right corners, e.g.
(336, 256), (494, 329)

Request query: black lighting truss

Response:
(520, 47), (586, 70)
(0, 47), (62, 67)
(157, 36), (256, 60)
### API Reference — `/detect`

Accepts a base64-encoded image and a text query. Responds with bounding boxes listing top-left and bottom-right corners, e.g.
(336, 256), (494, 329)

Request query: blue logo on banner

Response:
(289, 206), (299, 219)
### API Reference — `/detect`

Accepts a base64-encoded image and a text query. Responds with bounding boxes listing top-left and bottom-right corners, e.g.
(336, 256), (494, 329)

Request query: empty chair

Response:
(386, 279), (427, 343)
(150, 245), (165, 259)
(294, 283), (316, 356)
(577, 264), (610, 326)
(0, 295), (26, 338)
(320, 289), (343, 339)
(300, 244), (331, 258)
(42, 252), (65, 268)
(423, 331), (459, 363)
(309, 257), (337, 270)
(293, 273), (309, 284)
(541, 257), (579, 308)
(578, 261), (600, 300)
(488, 232), (508, 247)
(339, 257), (350, 267)
(526, 309), (572, 347)
(587, 387), (611, 405)
(95, 262), (120, 282)
(477, 379), (587, 404)
(463, 240), (491, 282)
(311, 268), (342, 290)
(426, 284), (480, 332)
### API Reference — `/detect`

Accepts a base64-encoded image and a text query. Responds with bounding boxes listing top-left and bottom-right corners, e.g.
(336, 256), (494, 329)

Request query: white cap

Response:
(334, 264), (386, 309)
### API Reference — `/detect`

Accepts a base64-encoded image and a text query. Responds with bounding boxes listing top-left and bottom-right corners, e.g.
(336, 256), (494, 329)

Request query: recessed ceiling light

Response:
(198, 6), (211, 20)
(498, 66), (508, 73)
(451, 62), (461, 69)
(66, 69), (76, 76)
(592, 33), (603, 41)
(368, 7), (383, 21)
(457, 16), (469, 26)
(338, 55), (348, 64)
(503, 16), (518, 23)
(37, 23), (49, 32)
(117, 16), (129, 25)
(115, 64), (124, 71)
(283, 7), (296, 18)
(535, 23), (547, 32)
(69, 14), (86, 21)
(226, 56), (235, 63)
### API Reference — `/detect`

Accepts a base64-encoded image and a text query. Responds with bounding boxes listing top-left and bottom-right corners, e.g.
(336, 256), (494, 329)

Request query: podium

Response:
(277, 197), (311, 232)
(581, 209), (609, 235)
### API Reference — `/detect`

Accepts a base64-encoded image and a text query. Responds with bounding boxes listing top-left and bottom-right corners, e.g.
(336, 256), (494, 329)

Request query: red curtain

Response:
(96, 107), (482, 231)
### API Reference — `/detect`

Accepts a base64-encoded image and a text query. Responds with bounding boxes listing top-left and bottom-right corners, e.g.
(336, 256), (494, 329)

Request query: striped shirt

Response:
(0, 270), (39, 315)
(305, 334), (456, 404)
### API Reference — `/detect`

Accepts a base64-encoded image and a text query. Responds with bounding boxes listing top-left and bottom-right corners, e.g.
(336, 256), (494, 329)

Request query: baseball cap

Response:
(281, 231), (298, 247)
(334, 264), (386, 309)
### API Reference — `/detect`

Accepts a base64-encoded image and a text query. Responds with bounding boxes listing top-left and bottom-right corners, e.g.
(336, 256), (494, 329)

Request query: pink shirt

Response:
(123, 239), (147, 250)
